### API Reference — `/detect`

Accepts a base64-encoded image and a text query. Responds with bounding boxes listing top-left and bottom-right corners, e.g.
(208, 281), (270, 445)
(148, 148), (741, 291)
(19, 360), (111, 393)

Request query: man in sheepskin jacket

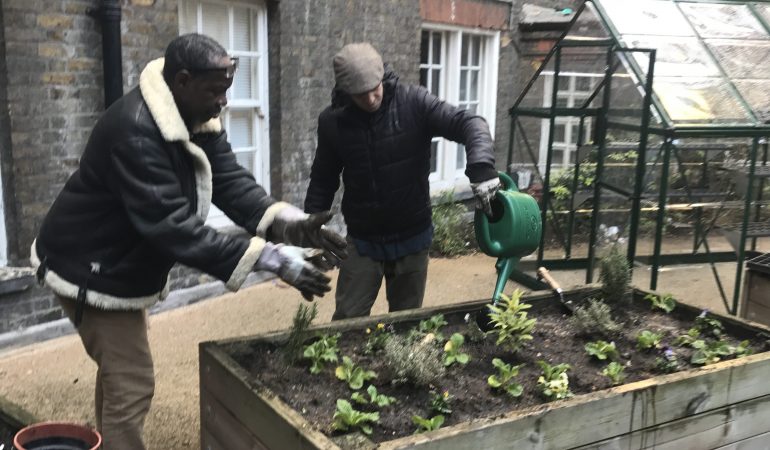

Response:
(31, 34), (346, 450)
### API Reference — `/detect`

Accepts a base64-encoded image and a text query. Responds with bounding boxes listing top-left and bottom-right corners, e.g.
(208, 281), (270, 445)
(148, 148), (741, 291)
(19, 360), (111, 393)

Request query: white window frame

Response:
(179, 0), (270, 227)
(539, 71), (602, 171)
(421, 24), (499, 195)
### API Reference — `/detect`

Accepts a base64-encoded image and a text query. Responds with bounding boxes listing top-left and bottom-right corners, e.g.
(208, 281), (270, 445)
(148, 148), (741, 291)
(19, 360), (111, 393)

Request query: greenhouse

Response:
(510, 0), (770, 316)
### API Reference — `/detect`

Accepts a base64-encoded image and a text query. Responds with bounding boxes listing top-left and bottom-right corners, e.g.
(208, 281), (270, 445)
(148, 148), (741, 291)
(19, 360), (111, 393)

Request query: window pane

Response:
(201, 3), (229, 47)
(420, 68), (428, 87)
(575, 76), (593, 92)
(234, 151), (255, 172)
(461, 36), (469, 65)
(470, 71), (479, 100)
(430, 140), (438, 173)
(432, 33), (442, 64)
(472, 36), (481, 66)
(554, 124), (566, 143)
(229, 110), (253, 148)
(233, 7), (252, 51)
(232, 56), (255, 100)
(431, 70), (440, 96)
(420, 31), (430, 64)
(456, 144), (466, 169)
(460, 71), (467, 100)
(179, 3), (197, 33)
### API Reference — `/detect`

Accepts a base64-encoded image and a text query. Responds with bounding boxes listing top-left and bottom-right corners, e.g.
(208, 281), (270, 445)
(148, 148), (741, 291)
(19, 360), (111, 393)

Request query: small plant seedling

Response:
(351, 385), (397, 407)
(570, 298), (621, 337)
(655, 348), (681, 373)
(584, 340), (619, 361)
(674, 327), (701, 347)
(537, 361), (573, 401)
(487, 358), (524, 398)
(637, 330), (664, 350)
(302, 333), (340, 374)
(429, 390), (453, 415)
(443, 333), (470, 367)
(487, 289), (537, 353)
(284, 303), (318, 364)
(645, 293), (676, 313)
(332, 399), (379, 435)
(365, 323), (391, 354)
(419, 314), (448, 338)
(694, 310), (724, 338)
(602, 361), (626, 385)
(691, 339), (753, 366)
(335, 356), (377, 390)
(412, 414), (445, 434)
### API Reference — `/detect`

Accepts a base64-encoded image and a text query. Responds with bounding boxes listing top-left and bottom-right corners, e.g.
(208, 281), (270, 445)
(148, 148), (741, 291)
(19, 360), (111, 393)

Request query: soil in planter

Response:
(227, 296), (770, 444)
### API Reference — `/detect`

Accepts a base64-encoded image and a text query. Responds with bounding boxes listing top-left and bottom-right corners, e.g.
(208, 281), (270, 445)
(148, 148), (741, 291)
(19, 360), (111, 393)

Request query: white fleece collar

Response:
(138, 57), (218, 218)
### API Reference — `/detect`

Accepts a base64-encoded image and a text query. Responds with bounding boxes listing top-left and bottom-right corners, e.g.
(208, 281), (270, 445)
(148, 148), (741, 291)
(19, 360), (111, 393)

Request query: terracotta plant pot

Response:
(13, 422), (101, 450)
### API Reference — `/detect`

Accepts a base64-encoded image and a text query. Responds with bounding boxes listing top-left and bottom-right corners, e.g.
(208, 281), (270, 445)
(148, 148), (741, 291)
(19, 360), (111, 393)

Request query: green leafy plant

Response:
(412, 414), (445, 434)
(655, 348), (681, 373)
(733, 340), (753, 358)
(694, 310), (724, 338)
(487, 358), (524, 397)
(584, 340), (619, 361)
(637, 330), (664, 350)
(570, 298), (621, 337)
(431, 190), (471, 257)
(599, 244), (630, 304)
(674, 327), (701, 347)
(429, 390), (453, 415)
(335, 356), (377, 390)
(365, 323), (391, 354)
(443, 333), (470, 367)
(351, 385), (397, 407)
(302, 333), (340, 374)
(602, 361), (626, 385)
(645, 293), (676, 313)
(691, 339), (753, 366)
(332, 399), (379, 435)
(283, 303), (318, 364)
(383, 335), (445, 386)
(537, 361), (573, 401)
(487, 289), (537, 353)
(412, 314), (449, 342)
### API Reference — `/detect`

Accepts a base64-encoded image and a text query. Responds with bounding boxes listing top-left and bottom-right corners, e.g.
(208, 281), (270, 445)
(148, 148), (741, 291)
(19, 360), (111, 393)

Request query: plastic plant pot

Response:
(13, 422), (101, 450)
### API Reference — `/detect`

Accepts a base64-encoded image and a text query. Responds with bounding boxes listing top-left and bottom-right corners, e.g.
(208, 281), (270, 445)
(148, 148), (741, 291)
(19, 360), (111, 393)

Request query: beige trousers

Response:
(59, 296), (154, 450)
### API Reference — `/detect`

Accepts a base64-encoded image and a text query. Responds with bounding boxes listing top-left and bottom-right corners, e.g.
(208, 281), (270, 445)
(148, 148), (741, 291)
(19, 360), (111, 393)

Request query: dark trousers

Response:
(332, 241), (429, 320)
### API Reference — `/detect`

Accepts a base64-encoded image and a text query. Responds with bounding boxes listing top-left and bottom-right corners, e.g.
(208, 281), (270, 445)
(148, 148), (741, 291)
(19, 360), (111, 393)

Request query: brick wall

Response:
(268, 0), (422, 205)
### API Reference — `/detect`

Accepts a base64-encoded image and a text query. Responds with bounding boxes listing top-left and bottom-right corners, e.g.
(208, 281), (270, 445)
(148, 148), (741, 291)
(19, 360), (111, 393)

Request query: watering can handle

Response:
(497, 172), (519, 193)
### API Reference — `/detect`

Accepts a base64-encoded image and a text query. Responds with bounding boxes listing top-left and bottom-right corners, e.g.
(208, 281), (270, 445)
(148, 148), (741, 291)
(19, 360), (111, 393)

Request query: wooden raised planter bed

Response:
(199, 288), (770, 449)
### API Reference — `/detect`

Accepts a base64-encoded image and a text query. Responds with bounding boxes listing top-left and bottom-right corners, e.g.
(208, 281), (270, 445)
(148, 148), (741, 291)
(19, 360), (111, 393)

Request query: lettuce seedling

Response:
(637, 330), (663, 350)
(644, 293), (676, 313)
(332, 399), (379, 435)
(602, 361), (626, 385)
(351, 385), (396, 407)
(487, 358), (524, 397)
(302, 333), (340, 374)
(412, 414), (445, 434)
(335, 356), (377, 390)
(585, 340), (619, 361)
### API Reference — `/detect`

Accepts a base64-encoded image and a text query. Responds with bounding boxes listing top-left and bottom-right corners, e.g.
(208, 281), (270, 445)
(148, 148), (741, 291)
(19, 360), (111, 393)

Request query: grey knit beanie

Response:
(333, 43), (384, 95)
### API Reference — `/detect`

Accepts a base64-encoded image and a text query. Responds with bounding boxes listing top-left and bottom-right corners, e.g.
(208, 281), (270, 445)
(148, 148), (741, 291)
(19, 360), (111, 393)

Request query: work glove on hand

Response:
(270, 207), (348, 270)
(255, 242), (332, 301)
(471, 177), (502, 218)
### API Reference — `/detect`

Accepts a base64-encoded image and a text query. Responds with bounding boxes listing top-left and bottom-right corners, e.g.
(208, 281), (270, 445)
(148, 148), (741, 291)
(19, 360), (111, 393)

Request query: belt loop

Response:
(35, 257), (48, 286)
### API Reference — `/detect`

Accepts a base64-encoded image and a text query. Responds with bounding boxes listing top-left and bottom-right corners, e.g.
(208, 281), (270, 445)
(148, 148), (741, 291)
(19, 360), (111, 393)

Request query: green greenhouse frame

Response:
(509, 0), (770, 314)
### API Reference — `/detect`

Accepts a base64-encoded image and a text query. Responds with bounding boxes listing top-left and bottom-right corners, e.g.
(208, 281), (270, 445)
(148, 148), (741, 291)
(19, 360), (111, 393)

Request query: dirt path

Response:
(0, 252), (743, 449)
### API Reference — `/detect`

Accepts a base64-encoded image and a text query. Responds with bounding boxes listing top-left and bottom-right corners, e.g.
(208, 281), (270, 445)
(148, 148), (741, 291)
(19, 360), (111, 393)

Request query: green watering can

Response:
(474, 172), (542, 306)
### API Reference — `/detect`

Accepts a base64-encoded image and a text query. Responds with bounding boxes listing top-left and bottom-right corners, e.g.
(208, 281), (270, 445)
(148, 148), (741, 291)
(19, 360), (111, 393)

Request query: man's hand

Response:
(255, 243), (332, 301)
(471, 177), (502, 218)
(271, 208), (348, 270)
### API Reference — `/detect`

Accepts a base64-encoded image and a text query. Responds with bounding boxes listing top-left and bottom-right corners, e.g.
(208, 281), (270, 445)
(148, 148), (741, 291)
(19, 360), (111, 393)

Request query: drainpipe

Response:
(88, 0), (123, 108)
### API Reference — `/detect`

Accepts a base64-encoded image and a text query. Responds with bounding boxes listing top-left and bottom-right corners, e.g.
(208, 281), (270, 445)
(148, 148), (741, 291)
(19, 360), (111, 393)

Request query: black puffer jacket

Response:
(305, 69), (497, 242)
(32, 58), (282, 310)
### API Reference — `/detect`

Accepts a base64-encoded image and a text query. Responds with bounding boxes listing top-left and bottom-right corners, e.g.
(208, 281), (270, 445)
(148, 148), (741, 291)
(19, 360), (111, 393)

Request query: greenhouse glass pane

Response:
(680, 3), (768, 40)
(621, 36), (720, 78)
(654, 77), (752, 124)
(734, 80), (770, 123)
(565, 2), (610, 39)
(706, 40), (770, 80)
(597, 0), (693, 37)
(756, 4), (770, 29)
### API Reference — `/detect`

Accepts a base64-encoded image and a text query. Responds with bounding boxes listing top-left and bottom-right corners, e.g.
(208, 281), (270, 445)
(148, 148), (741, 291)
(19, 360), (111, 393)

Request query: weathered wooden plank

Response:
(713, 430), (770, 450)
(201, 387), (268, 450)
(201, 427), (227, 450)
(576, 394), (770, 449)
(199, 343), (339, 450)
(379, 353), (770, 450)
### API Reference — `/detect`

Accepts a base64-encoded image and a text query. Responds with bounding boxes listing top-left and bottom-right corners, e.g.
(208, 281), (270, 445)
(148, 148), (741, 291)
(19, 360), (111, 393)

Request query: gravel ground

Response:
(0, 250), (744, 449)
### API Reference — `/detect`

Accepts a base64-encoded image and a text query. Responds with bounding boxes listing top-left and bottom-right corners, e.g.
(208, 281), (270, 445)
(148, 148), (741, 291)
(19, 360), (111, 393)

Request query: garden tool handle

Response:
(537, 267), (561, 292)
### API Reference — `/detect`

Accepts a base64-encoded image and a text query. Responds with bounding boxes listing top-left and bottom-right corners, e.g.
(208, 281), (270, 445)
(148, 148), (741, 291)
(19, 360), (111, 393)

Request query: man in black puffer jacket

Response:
(305, 43), (501, 320)
(32, 34), (346, 450)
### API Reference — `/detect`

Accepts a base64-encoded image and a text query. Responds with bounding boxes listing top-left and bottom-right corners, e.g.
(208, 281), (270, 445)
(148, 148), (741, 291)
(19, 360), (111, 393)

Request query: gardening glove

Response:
(471, 177), (502, 218)
(270, 207), (348, 270)
(255, 242), (332, 301)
